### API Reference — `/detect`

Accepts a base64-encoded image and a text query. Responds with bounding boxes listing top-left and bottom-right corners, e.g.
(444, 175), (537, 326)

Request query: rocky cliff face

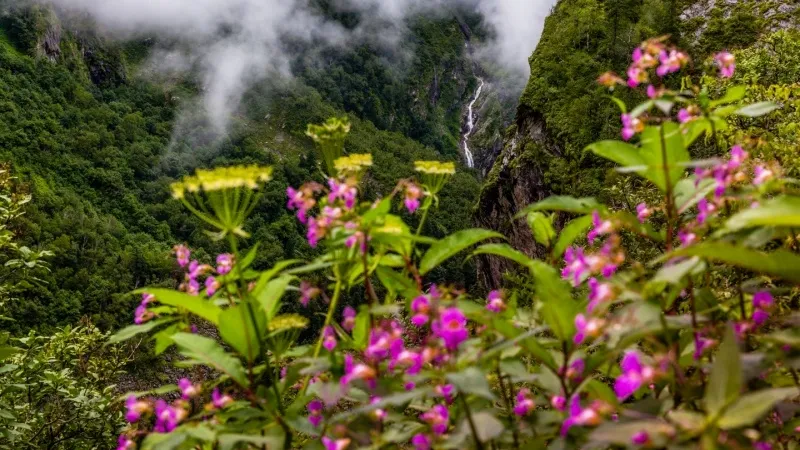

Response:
(473, 0), (799, 289)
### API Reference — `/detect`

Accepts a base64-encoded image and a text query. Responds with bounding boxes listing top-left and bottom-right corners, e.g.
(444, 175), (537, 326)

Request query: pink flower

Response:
(614, 351), (655, 401)
(621, 114), (643, 141)
(173, 244), (190, 267)
(420, 404), (449, 435)
(513, 388), (535, 416)
(693, 333), (714, 360)
(588, 277), (613, 312)
(560, 395), (602, 437)
(341, 354), (377, 387)
(588, 211), (613, 244)
(307, 399), (324, 427)
(753, 309), (770, 326)
(435, 384), (455, 404)
(598, 72), (624, 88)
(574, 314), (604, 344)
(411, 433), (431, 450)
(753, 291), (774, 309)
(697, 198), (715, 225)
(486, 290), (506, 312)
(411, 295), (431, 327)
(328, 179), (357, 209)
(370, 397), (387, 421)
(391, 349), (423, 375)
(566, 358), (585, 381)
(551, 395), (566, 411)
(636, 203), (652, 223)
(211, 388), (233, 409)
(714, 52), (736, 78)
(153, 399), (183, 433)
(322, 326), (337, 352)
(677, 108), (695, 124)
(117, 435), (135, 450)
(205, 276), (219, 297)
(216, 253), (234, 275)
(754, 443), (772, 450)
(627, 66), (647, 88)
(657, 50), (688, 77)
(142, 292), (155, 304)
(646, 84), (658, 99)
(178, 378), (200, 399)
(404, 182), (423, 214)
(300, 281), (320, 307)
(432, 307), (469, 351)
(562, 247), (589, 286)
(134, 303), (153, 325)
(754, 165), (773, 185)
(341, 306), (357, 332)
(125, 395), (149, 423)
(322, 437), (351, 450)
(632, 431), (650, 445)
(678, 230), (697, 247)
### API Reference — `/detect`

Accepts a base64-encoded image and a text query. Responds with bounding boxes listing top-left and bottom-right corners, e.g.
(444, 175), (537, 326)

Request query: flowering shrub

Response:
(113, 40), (800, 450)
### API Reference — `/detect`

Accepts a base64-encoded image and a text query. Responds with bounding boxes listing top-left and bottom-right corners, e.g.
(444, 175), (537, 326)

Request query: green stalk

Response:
(459, 395), (485, 450)
(301, 277), (343, 394)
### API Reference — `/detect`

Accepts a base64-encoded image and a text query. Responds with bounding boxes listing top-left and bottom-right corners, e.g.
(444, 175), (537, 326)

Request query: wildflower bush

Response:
(114, 40), (800, 450)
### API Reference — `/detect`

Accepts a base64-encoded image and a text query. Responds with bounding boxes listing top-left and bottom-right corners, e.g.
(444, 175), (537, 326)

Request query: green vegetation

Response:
(0, 7), (480, 333)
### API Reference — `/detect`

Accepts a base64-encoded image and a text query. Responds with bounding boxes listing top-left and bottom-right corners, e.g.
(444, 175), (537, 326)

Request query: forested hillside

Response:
(0, 4), (485, 332)
(476, 0), (800, 287)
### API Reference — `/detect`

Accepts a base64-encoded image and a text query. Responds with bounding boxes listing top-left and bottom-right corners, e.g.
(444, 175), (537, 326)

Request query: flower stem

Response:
(659, 124), (675, 251)
(459, 394), (485, 450)
(301, 277), (343, 394)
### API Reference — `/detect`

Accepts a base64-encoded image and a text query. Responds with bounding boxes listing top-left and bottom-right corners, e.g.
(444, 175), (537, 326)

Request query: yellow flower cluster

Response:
(171, 165), (273, 199)
(414, 160), (456, 175)
(335, 153), (373, 175)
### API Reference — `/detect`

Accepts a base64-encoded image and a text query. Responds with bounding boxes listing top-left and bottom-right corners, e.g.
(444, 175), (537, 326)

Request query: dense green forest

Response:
(0, 5), (484, 332)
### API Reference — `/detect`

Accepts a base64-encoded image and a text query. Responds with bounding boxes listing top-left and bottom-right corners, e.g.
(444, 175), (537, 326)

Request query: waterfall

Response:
(462, 77), (484, 168)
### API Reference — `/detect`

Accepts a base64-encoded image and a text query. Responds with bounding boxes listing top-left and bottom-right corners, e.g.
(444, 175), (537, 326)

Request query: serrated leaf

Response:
(586, 140), (646, 171)
(139, 288), (222, 325)
(171, 333), (248, 386)
(734, 102), (780, 117)
(639, 123), (690, 192)
(419, 229), (502, 275)
(470, 243), (534, 270)
(718, 388), (797, 429)
(704, 326), (741, 415)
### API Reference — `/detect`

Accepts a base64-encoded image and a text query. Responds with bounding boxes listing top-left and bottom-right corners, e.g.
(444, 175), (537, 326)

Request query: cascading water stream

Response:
(462, 77), (484, 168)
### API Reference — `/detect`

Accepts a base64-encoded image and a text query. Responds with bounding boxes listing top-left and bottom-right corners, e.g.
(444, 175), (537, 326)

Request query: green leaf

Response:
(108, 318), (177, 344)
(375, 266), (418, 300)
(218, 433), (284, 450)
(447, 367), (496, 401)
(552, 215), (592, 259)
(171, 333), (248, 386)
(237, 243), (260, 271)
(140, 288), (222, 325)
(725, 196), (800, 231)
(254, 275), (292, 320)
(352, 306), (370, 349)
(470, 243), (535, 270)
(710, 85), (746, 107)
(515, 196), (602, 218)
(734, 102), (780, 118)
(675, 178), (716, 214)
(361, 197), (391, 225)
(218, 305), (264, 363)
(530, 261), (578, 341)
(586, 140), (646, 171)
(718, 388), (797, 429)
(527, 212), (556, 247)
(608, 96), (627, 113)
(639, 123), (690, 192)
(652, 257), (705, 284)
(590, 420), (674, 445)
(704, 325), (741, 415)
(0, 345), (19, 361)
(490, 318), (556, 369)
(669, 243), (800, 283)
(419, 229), (502, 275)
(667, 410), (706, 434)
(630, 100), (654, 118)
(465, 411), (505, 443)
